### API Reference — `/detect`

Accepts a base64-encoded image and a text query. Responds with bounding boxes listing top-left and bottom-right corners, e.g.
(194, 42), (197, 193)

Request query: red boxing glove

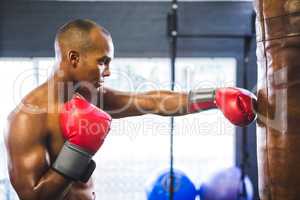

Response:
(53, 95), (111, 182)
(60, 95), (111, 154)
(188, 87), (256, 127)
(214, 87), (256, 126)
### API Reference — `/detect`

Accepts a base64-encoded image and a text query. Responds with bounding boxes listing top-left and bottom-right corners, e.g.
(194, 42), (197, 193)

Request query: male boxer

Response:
(5, 19), (256, 200)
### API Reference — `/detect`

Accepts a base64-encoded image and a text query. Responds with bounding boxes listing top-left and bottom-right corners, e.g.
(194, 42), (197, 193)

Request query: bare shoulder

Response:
(102, 86), (127, 96)
(5, 85), (49, 147)
(6, 106), (48, 148)
(102, 86), (131, 102)
(100, 87), (128, 110)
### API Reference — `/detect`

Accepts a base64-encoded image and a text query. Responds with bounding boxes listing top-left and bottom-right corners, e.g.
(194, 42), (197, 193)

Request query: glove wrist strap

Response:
(52, 141), (95, 182)
(188, 88), (217, 113)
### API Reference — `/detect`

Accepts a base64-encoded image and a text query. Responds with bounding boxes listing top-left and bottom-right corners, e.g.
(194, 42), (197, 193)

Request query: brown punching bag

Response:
(255, 0), (300, 200)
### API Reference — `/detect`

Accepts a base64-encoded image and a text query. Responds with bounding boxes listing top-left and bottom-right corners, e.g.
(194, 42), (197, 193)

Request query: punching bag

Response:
(255, 0), (300, 199)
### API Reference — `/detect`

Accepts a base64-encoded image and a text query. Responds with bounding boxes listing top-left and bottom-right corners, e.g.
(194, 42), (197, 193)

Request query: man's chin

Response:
(93, 81), (102, 88)
(95, 83), (104, 90)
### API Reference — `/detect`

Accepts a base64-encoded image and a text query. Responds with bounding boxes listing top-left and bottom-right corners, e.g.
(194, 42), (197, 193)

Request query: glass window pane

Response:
(0, 59), (37, 122)
(94, 58), (171, 200)
(174, 58), (236, 186)
(36, 58), (55, 84)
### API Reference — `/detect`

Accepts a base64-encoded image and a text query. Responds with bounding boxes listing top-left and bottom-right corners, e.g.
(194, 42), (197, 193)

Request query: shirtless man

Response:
(5, 19), (256, 200)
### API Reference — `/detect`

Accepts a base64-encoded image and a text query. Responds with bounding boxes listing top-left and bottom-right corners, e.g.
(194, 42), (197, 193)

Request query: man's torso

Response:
(14, 84), (96, 200)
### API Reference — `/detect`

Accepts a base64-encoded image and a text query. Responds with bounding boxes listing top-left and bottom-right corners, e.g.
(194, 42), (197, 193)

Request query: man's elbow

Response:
(11, 183), (39, 200)
(10, 178), (51, 200)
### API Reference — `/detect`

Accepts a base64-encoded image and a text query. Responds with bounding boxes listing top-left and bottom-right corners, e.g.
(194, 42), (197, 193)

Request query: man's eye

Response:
(103, 57), (111, 65)
(104, 60), (110, 65)
(98, 57), (111, 66)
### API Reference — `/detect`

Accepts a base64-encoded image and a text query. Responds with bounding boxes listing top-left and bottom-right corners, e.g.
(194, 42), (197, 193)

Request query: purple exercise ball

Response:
(199, 167), (253, 200)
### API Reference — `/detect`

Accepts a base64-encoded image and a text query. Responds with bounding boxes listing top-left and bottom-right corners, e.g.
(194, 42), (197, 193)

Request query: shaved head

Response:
(55, 19), (111, 59)
(53, 19), (114, 85)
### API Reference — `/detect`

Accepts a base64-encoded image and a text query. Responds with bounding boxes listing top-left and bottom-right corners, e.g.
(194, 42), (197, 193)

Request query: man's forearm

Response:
(101, 87), (256, 126)
(16, 169), (72, 200)
(100, 88), (215, 118)
(33, 170), (72, 200)
(143, 90), (189, 116)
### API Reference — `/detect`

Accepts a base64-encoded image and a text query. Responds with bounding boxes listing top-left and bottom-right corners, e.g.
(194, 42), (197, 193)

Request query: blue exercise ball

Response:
(146, 169), (197, 200)
(199, 167), (253, 200)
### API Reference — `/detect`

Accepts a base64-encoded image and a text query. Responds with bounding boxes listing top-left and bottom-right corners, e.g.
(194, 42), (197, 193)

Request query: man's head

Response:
(55, 19), (114, 88)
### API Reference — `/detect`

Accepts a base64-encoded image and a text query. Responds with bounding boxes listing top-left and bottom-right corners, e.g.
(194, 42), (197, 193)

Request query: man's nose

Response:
(98, 65), (110, 77)
(102, 66), (111, 77)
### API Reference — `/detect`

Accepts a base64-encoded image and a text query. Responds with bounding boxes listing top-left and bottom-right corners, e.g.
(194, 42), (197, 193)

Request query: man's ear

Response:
(68, 50), (80, 68)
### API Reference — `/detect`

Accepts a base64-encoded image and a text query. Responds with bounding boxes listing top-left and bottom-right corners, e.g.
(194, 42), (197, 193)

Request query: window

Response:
(174, 58), (236, 186)
(93, 57), (236, 199)
(94, 58), (171, 199)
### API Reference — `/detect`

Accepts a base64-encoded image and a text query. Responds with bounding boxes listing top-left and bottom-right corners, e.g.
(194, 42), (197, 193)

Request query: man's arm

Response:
(100, 87), (257, 127)
(5, 111), (72, 200)
(101, 87), (189, 118)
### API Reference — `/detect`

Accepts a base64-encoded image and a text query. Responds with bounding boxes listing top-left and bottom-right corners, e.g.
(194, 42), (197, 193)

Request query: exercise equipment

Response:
(199, 167), (253, 200)
(146, 169), (197, 200)
(255, 0), (300, 199)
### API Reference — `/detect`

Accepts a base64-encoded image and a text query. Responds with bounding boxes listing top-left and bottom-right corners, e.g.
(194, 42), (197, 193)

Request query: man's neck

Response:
(47, 69), (75, 104)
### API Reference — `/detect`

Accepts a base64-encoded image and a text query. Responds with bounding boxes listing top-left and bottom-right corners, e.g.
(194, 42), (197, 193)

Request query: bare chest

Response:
(46, 112), (65, 162)
(46, 112), (95, 200)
